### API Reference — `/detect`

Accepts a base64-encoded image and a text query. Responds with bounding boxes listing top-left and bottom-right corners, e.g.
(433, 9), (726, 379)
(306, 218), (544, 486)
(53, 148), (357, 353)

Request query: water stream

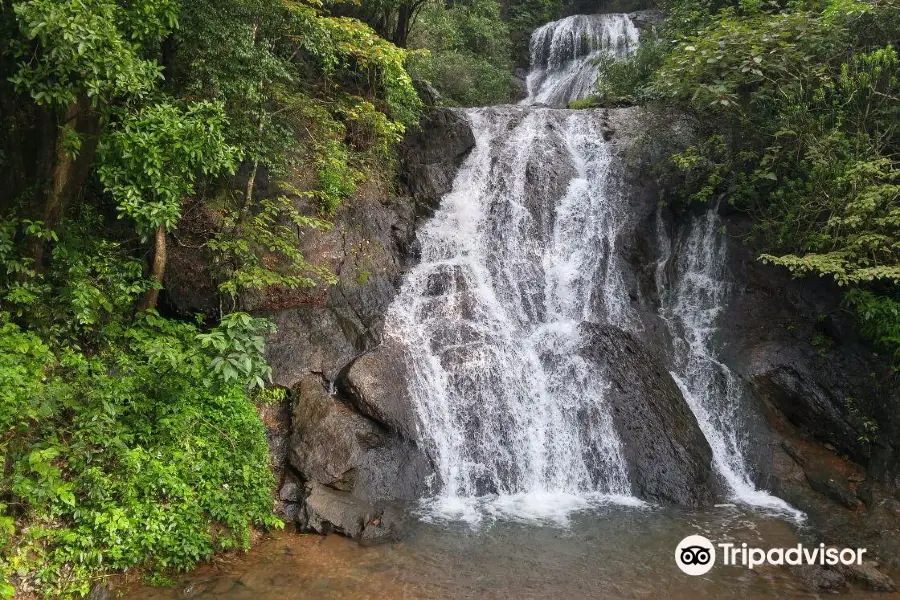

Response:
(658, 210), (802, 516)
(385, 106), (639, 522)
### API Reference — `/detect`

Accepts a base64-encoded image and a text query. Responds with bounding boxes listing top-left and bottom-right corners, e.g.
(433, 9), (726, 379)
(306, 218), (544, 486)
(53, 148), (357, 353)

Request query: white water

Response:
(386, 107), (640, 523)
(523, 13), (639, 107)
(659, 209), (803, 519)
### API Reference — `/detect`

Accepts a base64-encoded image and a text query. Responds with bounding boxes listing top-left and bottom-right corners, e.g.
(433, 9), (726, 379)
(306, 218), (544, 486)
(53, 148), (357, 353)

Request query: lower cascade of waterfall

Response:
(386, 107), (642, 523)
(383, 11), (798, 523)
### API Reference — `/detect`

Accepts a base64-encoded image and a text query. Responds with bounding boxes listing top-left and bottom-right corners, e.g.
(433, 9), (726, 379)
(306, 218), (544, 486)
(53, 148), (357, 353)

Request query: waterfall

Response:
(385, 107), (638, 522)
(385, 19), (644, 522)
(384, 11), (797, 522)
(523, 14), (639, 107)
(659, 210), (803, 518)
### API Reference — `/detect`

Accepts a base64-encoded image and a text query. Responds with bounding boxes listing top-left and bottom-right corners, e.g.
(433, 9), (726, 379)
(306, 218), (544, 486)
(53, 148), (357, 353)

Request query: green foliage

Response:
(0, 0), (502, 596)
(198, 312), (275, 389)
(9, 0), (177, 106)
(316, 12), (423, 126)
(407, 0), (513, 106)
(845, 290), (900, 364)
(1, 1), (432, 590)
(594, 36), (667, 106)
(98, 101), (237, 236)
(567, 97), (601, 109)
(170, 0), (420, 297)
(0, 313), (280, 598)
(0, 217), (280, 598)
(209, 191), (337, 300)
(1, 211), (145, 340)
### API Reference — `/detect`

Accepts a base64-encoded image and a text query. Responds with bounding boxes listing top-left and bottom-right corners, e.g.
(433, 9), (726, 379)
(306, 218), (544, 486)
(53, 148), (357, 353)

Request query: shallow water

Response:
(123, 505), (895, 599)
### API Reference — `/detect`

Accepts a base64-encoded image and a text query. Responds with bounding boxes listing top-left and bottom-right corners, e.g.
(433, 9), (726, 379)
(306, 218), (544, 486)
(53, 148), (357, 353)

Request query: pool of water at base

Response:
(122, 504), (897, 599)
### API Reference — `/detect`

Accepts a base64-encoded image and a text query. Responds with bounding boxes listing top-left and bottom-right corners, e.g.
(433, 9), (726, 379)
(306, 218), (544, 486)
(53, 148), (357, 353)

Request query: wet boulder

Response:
(288, 375), (432, 504)
(578, 324), (717, 507)
(336, 341), (420, 440)
(299, 482), (406, 545)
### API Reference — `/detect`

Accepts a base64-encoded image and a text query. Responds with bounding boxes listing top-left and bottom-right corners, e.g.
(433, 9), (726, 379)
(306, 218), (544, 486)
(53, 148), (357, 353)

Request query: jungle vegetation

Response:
(0, 0), (897, 597)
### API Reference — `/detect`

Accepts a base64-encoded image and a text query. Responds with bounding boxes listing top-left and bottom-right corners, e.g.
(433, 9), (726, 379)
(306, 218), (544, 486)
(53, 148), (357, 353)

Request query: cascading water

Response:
(523, 14), (639, 107)
(386, 11), (796, 522)
(383, 15), (647, 522)
(386, 107), (639, 522)
(659, 210), (803, 518)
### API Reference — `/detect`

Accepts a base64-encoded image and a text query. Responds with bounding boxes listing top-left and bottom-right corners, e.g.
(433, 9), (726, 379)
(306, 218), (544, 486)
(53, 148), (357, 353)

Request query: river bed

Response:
(122, 504), (896, 599)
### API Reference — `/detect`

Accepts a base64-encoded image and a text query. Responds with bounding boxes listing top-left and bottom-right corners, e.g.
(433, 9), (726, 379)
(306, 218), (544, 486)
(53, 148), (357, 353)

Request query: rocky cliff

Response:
(164, 107), (475, 541)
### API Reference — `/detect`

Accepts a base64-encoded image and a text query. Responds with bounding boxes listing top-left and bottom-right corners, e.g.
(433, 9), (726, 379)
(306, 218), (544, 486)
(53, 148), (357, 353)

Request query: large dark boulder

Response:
(288, 375), (432, 504)
(399, 108), (476, 216)
(578, 323), (717, 507)
(336, 341), (420, 440)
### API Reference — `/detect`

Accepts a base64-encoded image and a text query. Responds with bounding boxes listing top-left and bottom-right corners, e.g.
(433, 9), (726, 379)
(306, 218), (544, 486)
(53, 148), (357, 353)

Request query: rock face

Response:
(579, 324), (717, 507)
(289, 375), (432, 504)
(715, 224), (900, 483)
(263, 190), (419, 386)
(628, 9), (665, 31)
(511, 68), (529, 103)
(226, 109), (470, 538)
(398, 108), (476, 216)
(596, 107), (900, 582)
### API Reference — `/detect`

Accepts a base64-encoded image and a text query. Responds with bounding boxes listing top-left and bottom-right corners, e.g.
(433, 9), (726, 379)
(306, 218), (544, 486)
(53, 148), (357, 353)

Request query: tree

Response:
(8, 0), (178, 265)
(97, 101), (237, 311)
(406, 0), (514, 106)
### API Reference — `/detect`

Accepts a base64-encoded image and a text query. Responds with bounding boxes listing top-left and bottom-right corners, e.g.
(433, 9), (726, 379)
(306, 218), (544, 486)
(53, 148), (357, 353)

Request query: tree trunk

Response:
(234, 159), (258, 230)
(393, 3), (412, 48)
(30, 96), (100, 268)
(137, 224), (168, 312)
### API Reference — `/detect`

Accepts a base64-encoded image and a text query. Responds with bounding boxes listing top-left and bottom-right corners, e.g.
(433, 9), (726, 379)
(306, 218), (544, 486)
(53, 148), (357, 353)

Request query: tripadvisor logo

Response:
(676, 535), (716, 576)
(675, 535), (867, 576)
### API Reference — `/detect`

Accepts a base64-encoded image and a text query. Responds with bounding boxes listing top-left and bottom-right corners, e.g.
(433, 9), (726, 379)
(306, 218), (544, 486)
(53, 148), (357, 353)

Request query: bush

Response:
(845, 290), (900, 365)
(0, 219), (280, 598)
(594, 36), (668, 106)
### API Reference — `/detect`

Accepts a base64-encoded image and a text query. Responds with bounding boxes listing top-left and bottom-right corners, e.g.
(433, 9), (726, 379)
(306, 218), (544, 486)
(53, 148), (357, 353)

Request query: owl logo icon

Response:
(676, 535), (716, 575)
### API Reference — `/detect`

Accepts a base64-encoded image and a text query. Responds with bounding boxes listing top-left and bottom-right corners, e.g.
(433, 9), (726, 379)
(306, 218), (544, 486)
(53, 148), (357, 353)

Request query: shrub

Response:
(0, 219), (281, 598)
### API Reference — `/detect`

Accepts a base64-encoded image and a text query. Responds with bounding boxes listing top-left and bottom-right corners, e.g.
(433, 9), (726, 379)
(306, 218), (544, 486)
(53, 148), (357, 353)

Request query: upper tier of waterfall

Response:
(523, 13), (639, 107)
